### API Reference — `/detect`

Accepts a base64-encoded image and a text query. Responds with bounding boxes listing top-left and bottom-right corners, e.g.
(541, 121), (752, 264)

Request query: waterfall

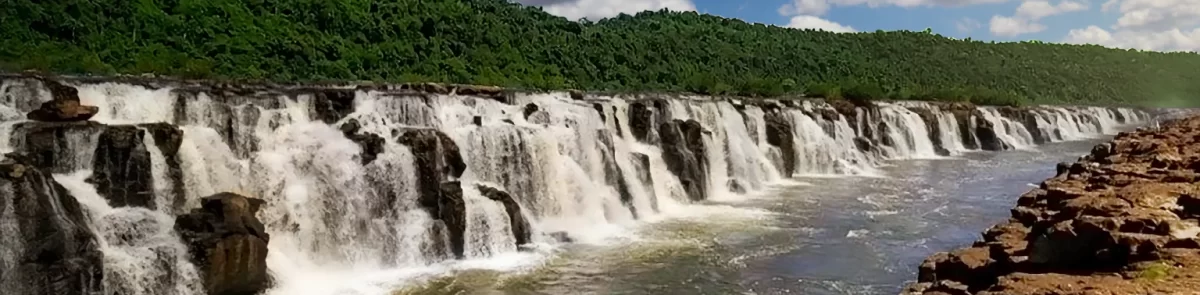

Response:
(0, 76), (1153, 295)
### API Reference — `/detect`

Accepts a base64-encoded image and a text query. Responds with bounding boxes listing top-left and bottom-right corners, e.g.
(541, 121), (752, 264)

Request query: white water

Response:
(0, 77), (1152, 295)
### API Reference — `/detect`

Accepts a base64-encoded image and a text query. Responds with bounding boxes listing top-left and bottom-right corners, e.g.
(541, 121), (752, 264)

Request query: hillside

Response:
(3, 0), (1199, 106)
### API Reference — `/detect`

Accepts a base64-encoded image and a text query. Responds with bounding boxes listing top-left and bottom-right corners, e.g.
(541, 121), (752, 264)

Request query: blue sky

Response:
(517, 0), (1200, 52)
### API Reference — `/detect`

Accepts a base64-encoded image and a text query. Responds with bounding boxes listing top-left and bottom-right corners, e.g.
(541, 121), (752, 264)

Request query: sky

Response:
(513, 0), (1200, 52)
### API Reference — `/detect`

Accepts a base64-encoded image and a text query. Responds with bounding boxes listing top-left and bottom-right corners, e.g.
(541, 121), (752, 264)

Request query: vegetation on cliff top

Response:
(4, 0), (1199, 107)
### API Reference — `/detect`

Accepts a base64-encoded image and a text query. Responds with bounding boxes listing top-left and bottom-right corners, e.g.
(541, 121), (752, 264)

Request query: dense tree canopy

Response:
(3, 0), (1199, 107)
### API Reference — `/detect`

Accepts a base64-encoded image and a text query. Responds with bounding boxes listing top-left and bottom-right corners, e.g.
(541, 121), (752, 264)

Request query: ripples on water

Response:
(398, 139), (1106, 295)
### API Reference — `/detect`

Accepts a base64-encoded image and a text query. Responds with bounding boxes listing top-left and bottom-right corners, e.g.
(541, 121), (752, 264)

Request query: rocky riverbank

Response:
(906, 115), (1200, 295)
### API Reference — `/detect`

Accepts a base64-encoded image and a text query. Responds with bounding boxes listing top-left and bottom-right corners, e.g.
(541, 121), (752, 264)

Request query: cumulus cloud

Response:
(779, 0), (1006, 17)
(989, 1), (1088, 37)
(516, 0), (696, 20)
(1064, 0), (1200, 51)
(785, 15), (859, 32)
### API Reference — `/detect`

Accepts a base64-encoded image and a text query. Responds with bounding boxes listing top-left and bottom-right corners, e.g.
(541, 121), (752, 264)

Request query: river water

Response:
(395, 139), (1103, 295)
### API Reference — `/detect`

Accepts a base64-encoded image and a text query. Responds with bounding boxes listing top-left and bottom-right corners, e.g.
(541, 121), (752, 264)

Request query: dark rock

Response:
(90, 125), (156, 209)
(628, 101), (656, 143)
(434, 182), (468, 258)
(502, 119), (515, 125)
(476, 185), (533, 247)
(953, 110), (980, 150)
(853, 137), (876, 153)
(593, 103), (607, 123)
(596, 130), (636, 216)
(397, 129), (468, 257)
(11, 121), (105, 173)
(631, 152), (659, 213)
(568, 89), (585, 100)
(338, 119), (385, 165)
(523, 103), (539, 120)
(25, 79), (99, 122)
(472, 116), (483, 126)
(0, 155), (104, 295)
(175, 192), (270, 295)
(659, 119), (709, 201)
(973, 113), (1010, 151)
(309, 89), (356, 124)
(764, 110), (796, 176)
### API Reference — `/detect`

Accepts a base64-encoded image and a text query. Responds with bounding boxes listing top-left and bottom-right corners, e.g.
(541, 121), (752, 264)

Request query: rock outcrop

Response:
(0, 154), (104, 295)
(763, 106), (797, 177)
(396, 128), (469, 258)
(25, 79), (99, 122)
(907, 115), (1200, 295)
(175, 192), (271, 295)
(659, 119), (709, 201)
(9, 121), (185, 211)
(476, 184), (533, 247)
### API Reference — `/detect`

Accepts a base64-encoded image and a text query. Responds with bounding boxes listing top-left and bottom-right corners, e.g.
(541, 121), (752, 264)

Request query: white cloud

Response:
(956, 17), (983, 33)
(1064, 0), (1200, 51)
(1014, 0), (1087, 19)
(779, 0), (832, 16)
(518, 0), (696, 20)
(990, 15), (1047, 36)
(988, 1), (1088, 37)
(786, 15), (858, 32)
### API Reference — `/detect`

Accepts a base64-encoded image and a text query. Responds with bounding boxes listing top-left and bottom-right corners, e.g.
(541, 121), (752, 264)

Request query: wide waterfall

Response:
(0, 75), (1150, 295)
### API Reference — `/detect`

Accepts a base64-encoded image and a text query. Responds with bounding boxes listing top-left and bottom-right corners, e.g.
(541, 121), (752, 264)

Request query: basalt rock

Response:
(972, 112), (1010, 151)
(764, 109), (796, 176)
(911, 107), (951, 156)
(338, 119), (385, 165)
(397, 129), (469, 258)
(597, 129), (636, 216)
(476, 184), (533, 247)
(0, 154), (104, 295)
(659, 119), (708, 201)
(25, 79), (99, 122)
(628, 101), (657, 143)
(631, 152), (659, 212)
(908, 115), (1200, 294)
(10, 121), (184, 211)
(309, 88), (356, 124)
(175, 192), (271, 295)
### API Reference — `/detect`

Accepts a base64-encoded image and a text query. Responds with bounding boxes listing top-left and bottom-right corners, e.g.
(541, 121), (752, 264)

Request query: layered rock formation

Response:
(0, 154), (104, 295)
(175, 192), (271, 295)
(907, 115), (1200, 295)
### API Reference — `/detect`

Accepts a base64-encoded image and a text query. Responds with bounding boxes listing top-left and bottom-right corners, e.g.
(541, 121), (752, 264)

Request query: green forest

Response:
(3, 0), (1199, 107)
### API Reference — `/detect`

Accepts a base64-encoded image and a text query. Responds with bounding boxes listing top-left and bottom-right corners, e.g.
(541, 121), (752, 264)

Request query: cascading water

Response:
(0, 76), (1153, 295)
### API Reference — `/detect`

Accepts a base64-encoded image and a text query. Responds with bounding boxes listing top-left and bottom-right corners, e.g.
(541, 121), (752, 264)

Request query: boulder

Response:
(175, 192), (270, 295)
(973, 113), (1010, 151)
(0, 154), (104, 295)
(628, 101), (656, 143)
(308, 88), (356, 124)
(25, 79), (99, 122)
(434, 182), (468, 258)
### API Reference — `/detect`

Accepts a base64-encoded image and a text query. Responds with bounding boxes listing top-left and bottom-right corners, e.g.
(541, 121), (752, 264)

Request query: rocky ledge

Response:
(906, 115), (1200, 295)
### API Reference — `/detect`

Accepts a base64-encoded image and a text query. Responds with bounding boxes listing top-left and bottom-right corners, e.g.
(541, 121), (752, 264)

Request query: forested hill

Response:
(3, 0), (1199, 107)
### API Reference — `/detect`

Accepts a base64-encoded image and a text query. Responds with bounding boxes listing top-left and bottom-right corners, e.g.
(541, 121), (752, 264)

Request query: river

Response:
(395, 139), (1105, 295)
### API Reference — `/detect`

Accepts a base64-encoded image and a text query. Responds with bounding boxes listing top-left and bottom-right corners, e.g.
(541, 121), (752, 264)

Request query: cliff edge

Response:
(906, 115), (1200, 295)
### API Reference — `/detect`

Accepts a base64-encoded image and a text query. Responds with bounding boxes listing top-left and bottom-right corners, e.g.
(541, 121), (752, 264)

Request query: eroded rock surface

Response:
(908, 115), (1200, 295)
(175, 192), (271, 295)
(0, 154), (104, 295)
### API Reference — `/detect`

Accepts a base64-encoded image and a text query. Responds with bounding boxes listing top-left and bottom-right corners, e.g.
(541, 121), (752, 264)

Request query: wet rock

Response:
(953, 110), (980, 150)
(338, 119), (385, 165)
(631, 152), (659, 212)
(727, 179), (748, 194)
(472, 116), (483, 126)
(911, 107), (951, 156)
(434, 182), (468, 258)
(596, 130), (636, 216)
(175, 192), (271, 295)
(309, 88), (356, 124)
(853, 137), (876, 154)
(973, 113), (1010, 151)
(628, 101), (656, 143)
(10, 122), (184, 211)
(764, 110), (796, 176)
(476, 184), (533, 247)
(659, 119), (709, 201)
(0, 155), (104, 295)
(568, 89), (586, 100)
(397, 129), (468, 258)
(25, 79), (99, 122)
(523, 103), (539, 120)
(592, 103), (607, 123)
